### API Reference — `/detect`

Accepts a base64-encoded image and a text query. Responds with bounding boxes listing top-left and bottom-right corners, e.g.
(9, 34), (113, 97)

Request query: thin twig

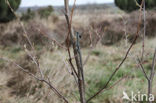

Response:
(24, 46), (44, 79)
(1, 57), (41, 81)
(104, 75), (127, 91)
(150, 48), (156, 81)
(137, 57), (149, 81)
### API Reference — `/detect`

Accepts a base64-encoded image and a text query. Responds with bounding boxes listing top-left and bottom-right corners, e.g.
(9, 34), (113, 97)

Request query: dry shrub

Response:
(52, 15), (124, 47)
(25, 20), (51, 45)
(51, 20), (68, 44)
(91, 20), (124, 45)
(29, 10), (156, 47)
(0, 18), (68, 49)
(1, 10), (155, 48)
(51, 14), (59, 23)
(129, 10), (156, 37)
(4, 51), (76, 103)
(124, 10), (156, 42)
(117, 10), (155, 42)
(146, 13), (156, 37)
(6, 54), (40, 97)
(87, 10), (156, 45)
(0, 20), (50, 47)
(0, 21), (22, 46)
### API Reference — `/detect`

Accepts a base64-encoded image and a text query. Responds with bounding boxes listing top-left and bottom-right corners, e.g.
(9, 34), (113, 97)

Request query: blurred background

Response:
(0, 0), (156, 103)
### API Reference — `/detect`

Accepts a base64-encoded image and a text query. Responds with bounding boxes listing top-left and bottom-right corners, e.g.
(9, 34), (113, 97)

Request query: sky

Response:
(20, 0), (114, 7)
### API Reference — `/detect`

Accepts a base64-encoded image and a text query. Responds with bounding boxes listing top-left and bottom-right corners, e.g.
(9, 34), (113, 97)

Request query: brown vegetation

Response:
(1, 10), (156, 48)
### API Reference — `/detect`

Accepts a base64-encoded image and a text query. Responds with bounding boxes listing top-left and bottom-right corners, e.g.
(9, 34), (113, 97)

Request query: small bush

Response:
(7, 54), (40, 97)
(21, 8), (35, 21)
(38, 6), (54, 19)
(115, 0), (156, 12)
(0, 21), (50, 47)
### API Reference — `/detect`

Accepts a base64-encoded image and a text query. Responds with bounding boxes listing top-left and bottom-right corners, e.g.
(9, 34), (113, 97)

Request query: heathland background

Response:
(0, 0), (156, 103)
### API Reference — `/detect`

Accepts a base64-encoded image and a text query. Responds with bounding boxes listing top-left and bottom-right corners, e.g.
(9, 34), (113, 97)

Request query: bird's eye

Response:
(79, 35), (82, 38)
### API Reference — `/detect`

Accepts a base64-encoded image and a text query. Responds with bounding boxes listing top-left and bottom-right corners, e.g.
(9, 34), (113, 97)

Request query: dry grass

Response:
(0, 36), (156, 102)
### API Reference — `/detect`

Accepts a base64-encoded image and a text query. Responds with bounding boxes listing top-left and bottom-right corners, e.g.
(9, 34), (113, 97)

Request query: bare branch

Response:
(64, 0), (86, 102)
(150, 48), (156, 81)
(105, 75), (127, 91)
(24, 46), (44, 79)
(137, 57), (149, 81)
(1, 57), (41, 81)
